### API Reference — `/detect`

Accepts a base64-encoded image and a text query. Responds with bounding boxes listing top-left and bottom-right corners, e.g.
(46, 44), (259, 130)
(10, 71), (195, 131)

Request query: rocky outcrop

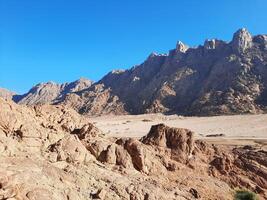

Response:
(176, 41), (189, 53)
(141, 124), (194, 162)
(45, 134), (93, 164)
(3, 28), (267, 116)
(60, 28), (267, 116)
(231, 28), (253, 54)
(0, 98), (266, 199)
(61, 83), (127, 116)
(209, 146), (267, 197)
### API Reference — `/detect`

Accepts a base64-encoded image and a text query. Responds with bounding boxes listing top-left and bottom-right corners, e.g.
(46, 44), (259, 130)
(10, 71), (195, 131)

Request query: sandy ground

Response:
(89, 113), (267, 147)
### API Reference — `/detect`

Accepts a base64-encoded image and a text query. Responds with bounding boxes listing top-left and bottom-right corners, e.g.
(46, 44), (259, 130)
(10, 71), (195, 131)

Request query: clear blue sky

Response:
(1, 0), (267, 94)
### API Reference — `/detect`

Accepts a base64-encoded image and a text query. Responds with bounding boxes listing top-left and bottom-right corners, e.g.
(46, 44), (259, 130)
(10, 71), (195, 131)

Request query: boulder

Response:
(141, 124), (194, 162)
(124, 139), (146, 172)
(46, 135), (92, 164)
(71, 123), (100, 140)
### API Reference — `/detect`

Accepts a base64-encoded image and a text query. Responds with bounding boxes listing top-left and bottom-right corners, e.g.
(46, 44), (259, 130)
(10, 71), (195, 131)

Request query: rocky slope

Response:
(0, 88), (16, 100)
(2, 28), (267, 116)
(11, 78), (93, 105)
(0, 97), (266, 199)
(59, 28), (267, 116)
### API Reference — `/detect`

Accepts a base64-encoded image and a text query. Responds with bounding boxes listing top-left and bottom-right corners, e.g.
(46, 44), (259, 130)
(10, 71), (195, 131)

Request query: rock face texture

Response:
(2, 28), (267, 116)
(81, 28), (266, 116)
(12, 78), (93, 105)
(55, 28), (267, 116)
(141, 124), (194, 162)
(0, 97), (266, 199)
(0, 88), (16, 100)
(60, 83), (127, 116)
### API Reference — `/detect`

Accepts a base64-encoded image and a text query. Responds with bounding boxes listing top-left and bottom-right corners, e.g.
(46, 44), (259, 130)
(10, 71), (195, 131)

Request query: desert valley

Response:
(0, 28), (267, 200)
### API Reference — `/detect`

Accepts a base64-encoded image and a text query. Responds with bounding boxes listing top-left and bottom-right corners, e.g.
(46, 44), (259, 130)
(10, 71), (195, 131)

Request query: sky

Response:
(1, 0), (267, 94)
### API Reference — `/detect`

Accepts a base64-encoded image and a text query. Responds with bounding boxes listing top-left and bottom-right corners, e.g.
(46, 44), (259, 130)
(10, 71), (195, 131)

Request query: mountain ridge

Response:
(2, 28), (267, 116)
(10, 78), (93, 105)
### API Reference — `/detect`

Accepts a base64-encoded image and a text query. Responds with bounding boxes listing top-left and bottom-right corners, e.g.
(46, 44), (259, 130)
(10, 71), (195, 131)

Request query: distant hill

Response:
(2, 78), (93, 105)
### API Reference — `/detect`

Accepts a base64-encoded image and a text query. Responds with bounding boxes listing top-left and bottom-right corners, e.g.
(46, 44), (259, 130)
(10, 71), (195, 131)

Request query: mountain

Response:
(61, 28), (267, 116)
(0, 88), (16, 100)
(12, 78), (93, 105)
(2, 28), (267, 116)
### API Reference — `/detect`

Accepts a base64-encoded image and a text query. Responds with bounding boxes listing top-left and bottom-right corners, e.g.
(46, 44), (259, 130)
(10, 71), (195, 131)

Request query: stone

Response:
(124, 139), (146, 172)
(26, 188), (53, 200)
(189, 188), (200, 198)
(12, 78), (93, 105)
(232, 28), (252, 54)
(0, 98), (266, 199)
(91, 188), (106, 199)
(141, 123), (194, 162)
(46, 135), (91, 164)
(176, 41), (189, 53)
(4, 29), (267, 117)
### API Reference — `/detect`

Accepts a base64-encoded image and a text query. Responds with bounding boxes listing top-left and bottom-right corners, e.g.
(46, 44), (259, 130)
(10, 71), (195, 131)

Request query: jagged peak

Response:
(176, 41), (189, 53)
(233, 28), (251, 37)
(231, 28), (252, 53)
(204, 39), (216, 49)
(76, 77), (89, 82)
(73, 77), (93, 84)
(204, 39), (226, 50)
(148, 52), (159, 58)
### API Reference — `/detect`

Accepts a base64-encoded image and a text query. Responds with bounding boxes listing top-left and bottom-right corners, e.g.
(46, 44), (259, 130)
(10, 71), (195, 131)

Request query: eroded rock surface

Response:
(59, 28), (267, 116)
(4, 29), (267, 117)
(11, 78), (93, 105)
(0, 98), (266, 199)
(141, 124), (194, 163)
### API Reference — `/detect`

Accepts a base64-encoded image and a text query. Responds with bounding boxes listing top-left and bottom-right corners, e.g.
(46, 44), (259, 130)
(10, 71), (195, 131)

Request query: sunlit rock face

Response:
(4, 29), (267, 116)
(9, 78), (93, 105)
(231, 28), (253, 54)
(0, 98), (266, 199)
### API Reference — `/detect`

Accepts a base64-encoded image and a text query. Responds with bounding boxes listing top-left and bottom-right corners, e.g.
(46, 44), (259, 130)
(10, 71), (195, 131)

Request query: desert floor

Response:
(89, 113), (267, 148)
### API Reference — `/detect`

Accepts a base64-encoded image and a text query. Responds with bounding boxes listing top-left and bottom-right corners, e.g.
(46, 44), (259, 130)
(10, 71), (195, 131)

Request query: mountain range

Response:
(1, 28), (267, 116)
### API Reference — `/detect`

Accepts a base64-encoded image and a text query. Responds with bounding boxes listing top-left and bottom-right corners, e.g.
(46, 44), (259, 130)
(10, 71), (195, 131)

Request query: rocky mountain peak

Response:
(2, 29), (267, 116)
(203, 39), (227, 50)
(148, 52), (159, 58)
(65, 78), (93, 93)
(9, 78), (93, 105)
(0, 88), (16, 100)
(231, 28), (253, 54)
(176, 41), (189, 53)
(253, 34), (267, 50)
(75, 77), (92, 84)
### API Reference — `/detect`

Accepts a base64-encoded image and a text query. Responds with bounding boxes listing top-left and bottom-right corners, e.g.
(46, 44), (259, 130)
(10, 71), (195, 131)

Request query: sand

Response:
(89, 113), (267, 148)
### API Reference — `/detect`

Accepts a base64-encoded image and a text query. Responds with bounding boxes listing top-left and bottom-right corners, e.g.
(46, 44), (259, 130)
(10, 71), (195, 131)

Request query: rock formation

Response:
(81, 28), (266, 116)
(0, 97), (266, 199)
(231, 28), (253, 54)
(2, 28), (267, 116)
(141, 124), (194, 162)
(11, 78), (93, 105)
